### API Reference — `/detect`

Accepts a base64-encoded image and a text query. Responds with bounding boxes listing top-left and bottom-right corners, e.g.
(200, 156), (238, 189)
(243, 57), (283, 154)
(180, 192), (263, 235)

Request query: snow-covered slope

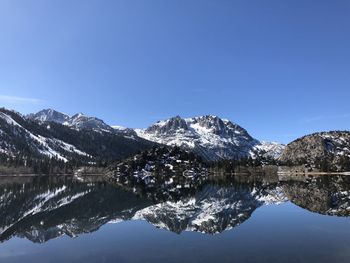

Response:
(28, 109), (139, 139)
(0, 110), (90, 161)
(0, 108), (154, 163)
(254, 141), (285, 160)
(28, 109), (113, 132)
(63, 113), (113, 132)
(136, 115), (284, 161)
(27, 109), (70, 124)
(27, 110), (284, 161)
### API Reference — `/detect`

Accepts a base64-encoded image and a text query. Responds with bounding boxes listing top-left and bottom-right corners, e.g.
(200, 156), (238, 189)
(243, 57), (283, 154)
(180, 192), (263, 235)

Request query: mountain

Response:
(255, 141), (286, 160)
(65, 113), (113, 132)
(13, 108), (350, 170)
(0, 108), (155, 164)
(0, 108), (90, 162)
(27, 109), (70, 124)
(136, 115), (284, 161)
(28, 109), (139, 138)
(27, 109), (113, 132)
(26, 110), (285, 163)
(279, 131), (350, 171)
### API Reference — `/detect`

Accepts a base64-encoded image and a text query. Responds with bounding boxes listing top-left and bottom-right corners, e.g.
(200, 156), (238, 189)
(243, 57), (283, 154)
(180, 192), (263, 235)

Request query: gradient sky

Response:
(0, 0), (349, 143)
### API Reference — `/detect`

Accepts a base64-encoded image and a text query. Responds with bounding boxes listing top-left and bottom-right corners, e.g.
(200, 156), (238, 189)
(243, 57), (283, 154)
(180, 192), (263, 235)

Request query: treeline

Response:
(309, 156), (350, 172)
(209, 155), (278, 172)
(111, 145), (204, 173)
(0, 153), (87, 174)
(278, 155), (350, 172)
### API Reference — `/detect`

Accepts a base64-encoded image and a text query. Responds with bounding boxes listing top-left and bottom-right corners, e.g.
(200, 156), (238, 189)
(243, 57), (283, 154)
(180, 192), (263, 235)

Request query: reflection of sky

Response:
(1, 202), (350, 263)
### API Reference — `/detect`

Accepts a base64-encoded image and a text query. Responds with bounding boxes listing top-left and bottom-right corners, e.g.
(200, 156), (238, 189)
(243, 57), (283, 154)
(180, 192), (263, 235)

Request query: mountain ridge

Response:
(0, 108), (155, 164)
(136, 115), (284, 161)
(25, 109), (286, 162)
(2, 107), (350, 171)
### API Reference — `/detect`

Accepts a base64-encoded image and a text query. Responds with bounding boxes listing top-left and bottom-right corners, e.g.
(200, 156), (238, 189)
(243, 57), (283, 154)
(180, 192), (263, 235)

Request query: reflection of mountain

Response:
(134, 184), (286, 234)
(0, 176), (152, 243)
(281, 175), (350, 217)
(1, 174), (350, 243)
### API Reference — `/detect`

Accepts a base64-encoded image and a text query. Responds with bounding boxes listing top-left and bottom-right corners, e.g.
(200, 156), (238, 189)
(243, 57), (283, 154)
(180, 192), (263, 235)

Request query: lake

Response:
(1, 173), (350, 263)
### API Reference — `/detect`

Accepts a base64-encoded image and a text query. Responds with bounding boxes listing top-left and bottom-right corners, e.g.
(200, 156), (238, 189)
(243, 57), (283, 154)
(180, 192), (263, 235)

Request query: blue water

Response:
(1, 174), (350, 263)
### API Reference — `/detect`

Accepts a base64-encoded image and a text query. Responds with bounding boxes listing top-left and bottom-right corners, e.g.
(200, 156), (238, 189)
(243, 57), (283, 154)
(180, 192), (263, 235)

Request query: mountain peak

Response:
(27, 109), (70, 124)
(136, 115), (262, 160)
(27, 109), (112, 132)
(71, 112), (85, 119)
(146, 115), (188, 134)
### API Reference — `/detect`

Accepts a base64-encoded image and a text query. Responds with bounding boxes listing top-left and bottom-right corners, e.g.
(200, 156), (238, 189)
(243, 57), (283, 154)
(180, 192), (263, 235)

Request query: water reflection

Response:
(0, 173), (349, 243)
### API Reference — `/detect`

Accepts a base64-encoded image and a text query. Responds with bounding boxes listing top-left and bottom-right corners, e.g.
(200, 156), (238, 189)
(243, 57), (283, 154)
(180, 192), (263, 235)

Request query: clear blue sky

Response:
(0, 0), (349, 144)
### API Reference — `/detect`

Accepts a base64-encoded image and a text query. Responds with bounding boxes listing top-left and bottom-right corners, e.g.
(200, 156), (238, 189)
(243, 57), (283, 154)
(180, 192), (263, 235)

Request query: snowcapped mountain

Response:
(26, 110), (284, 162)
(0, 109), (90, 161)
(255, 141), (286, 160)
(0, 108), (154, 163)
(136, 115), (284, 161)
(64, 113), (113, 132)
(28, 109), (140, 139)
(27, 109), (113, 132)
(27, 109), (70, 124)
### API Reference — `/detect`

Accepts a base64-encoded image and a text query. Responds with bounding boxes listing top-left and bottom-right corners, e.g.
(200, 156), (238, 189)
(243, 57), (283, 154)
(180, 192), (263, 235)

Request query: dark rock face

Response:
(280, 131), (350, 171)
(145, 116), (189, 134)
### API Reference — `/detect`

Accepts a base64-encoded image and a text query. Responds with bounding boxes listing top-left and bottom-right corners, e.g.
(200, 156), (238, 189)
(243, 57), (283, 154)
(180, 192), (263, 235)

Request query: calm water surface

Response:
(1, 173), (350, 263)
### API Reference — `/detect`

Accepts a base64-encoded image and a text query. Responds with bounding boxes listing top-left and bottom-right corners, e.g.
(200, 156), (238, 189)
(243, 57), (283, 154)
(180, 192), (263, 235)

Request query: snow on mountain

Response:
(112, 125), (127, 130)
(0, 110), (90, 161)
(28, 109), (140, 139)
(1, 108), (157, 164)
(136, 115), (283, 161)
(26, 109), (285, 161)
(111, 125), (139, 139)
(27, 109), (70, 124)
(253, 141), (285, 159)
(28, 109), (113, 132)
(64, 113), (113, 132)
